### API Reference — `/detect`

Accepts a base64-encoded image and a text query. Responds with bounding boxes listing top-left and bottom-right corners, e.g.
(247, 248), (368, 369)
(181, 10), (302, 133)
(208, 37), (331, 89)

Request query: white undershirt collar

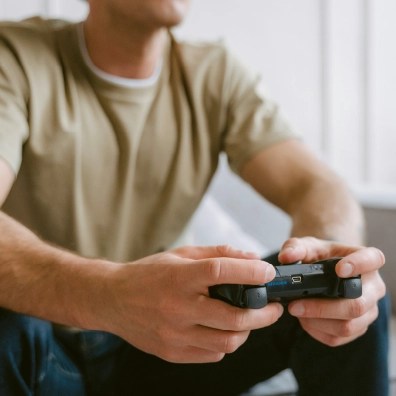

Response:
(77, 23), (162, 89)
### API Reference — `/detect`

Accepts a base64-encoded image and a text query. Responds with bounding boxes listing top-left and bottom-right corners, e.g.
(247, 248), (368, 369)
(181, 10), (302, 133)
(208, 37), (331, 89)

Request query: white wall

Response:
(0, 0), (87, 20)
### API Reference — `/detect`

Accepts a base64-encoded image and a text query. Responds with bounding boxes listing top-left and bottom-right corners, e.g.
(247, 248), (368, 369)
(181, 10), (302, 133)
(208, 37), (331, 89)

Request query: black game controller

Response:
(209, 257), (362, 309)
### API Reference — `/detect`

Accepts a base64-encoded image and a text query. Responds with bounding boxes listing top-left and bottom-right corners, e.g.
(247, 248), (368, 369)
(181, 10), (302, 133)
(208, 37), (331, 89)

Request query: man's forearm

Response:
(288, 177), (365, 245)
(241, 140), (365, 246)
(0, 211), (115, 329)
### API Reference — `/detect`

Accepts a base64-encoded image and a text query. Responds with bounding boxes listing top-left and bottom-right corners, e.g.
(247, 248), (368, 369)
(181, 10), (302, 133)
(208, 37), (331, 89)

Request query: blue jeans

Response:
(0, 298), (390, 396)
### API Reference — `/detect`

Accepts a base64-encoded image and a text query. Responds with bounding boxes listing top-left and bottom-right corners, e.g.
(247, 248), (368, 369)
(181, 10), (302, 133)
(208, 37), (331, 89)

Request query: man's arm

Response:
(0, 158), (282, 362)
(240, 139), (385, 346)
(241, 139), (365, 245)
(0, 158), (116, 327)
(0, 158), (117, 329)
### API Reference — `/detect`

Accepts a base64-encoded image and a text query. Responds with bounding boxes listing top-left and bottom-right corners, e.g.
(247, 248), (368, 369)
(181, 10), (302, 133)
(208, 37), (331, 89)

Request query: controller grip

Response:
(243, 286), (268, 308)
(339, 277), (362, 299)
(209, 284), (268, 308)
(209, 257), (363, 309)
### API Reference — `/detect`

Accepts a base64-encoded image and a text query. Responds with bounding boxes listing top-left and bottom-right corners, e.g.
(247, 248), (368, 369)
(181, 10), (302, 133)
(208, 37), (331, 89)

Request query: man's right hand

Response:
(97, 245), (283, 363)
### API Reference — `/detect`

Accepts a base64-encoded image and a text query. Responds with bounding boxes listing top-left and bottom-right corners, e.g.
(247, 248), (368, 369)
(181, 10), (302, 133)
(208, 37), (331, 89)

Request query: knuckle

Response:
(300, 236), (320, 247)
(325, 336), (343, 348)
(339, 320), (356, 338)
(216, 244), (233, 257)
(369, 247), (386, 266)
(232, 310), (247, 331)
(205, 258), (222, 283)
(156, 344), (178, 362)
(270, 304), (284, 323)
(222, 333), (242, 353)
(282, 237), (299, 248)
(170, 246), (190, 258)
(349, 297), (367, 318)
(314, 331), (345, 348)
(306, 236), (320, 244)
(209, 352), (226, 363)
(161, 251), (178, 261)
(263, 304), (282, 325)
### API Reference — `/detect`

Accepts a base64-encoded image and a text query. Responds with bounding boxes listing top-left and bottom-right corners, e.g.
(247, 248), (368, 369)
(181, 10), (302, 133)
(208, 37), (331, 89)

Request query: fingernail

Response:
(289, 302), (305, 317)
(339, 262), (354, 277)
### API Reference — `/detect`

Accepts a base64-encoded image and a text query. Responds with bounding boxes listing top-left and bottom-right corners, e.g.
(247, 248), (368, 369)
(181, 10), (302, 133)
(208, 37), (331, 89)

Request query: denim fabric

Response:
(0, 311), (85, 396)
(113, 296), (390, 396)
(0, 285), (390, 396)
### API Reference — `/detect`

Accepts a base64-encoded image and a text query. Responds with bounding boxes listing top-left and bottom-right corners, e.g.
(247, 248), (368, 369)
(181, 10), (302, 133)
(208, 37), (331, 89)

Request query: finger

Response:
(288, 296), (375, 321)
(197, 297), (284, 331)
(157, 344), (226, 364)
(188, 257), (276, 288)
(336, 247), (386, 278)
(278, 237), (361, 264)
(173, 245), (261, 260)
(362, 271), (387, 301)
(298, 305), (377, 340)
(183, 326), (250, 354)
(298, 324), (368, 347)
(288, 270), (385, 320)
(155, 319), (250, 354)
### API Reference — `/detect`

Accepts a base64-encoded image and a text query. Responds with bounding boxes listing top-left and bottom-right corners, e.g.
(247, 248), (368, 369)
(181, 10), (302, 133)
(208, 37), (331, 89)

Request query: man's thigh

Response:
(114, 311), (300, 396)
(0, 309), (86, 396)
(113, 297), (389, 396)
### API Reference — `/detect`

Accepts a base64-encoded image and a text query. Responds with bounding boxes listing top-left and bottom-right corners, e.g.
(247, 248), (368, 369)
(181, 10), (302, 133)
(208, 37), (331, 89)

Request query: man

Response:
(0, 0), (388, 395)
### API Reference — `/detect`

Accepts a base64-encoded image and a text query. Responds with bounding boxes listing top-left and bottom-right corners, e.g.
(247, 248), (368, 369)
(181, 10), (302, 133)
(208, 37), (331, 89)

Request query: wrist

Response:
(45, 247), (120, 330)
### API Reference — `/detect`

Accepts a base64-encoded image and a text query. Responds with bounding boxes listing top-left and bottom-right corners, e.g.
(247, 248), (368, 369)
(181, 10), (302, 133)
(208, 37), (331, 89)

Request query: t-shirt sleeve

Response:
(0, 35), (29, 175)
(221, 48), (299, 175)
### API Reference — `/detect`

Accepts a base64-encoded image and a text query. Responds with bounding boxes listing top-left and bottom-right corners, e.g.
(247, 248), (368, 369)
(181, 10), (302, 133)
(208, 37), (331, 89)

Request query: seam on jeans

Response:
(40, 353), (82, 380)
(38, 353), (49, 383)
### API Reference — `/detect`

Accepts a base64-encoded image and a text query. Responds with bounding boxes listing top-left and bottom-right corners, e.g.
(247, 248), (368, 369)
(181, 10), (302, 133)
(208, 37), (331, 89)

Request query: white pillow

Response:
(173, 195), (269, 257)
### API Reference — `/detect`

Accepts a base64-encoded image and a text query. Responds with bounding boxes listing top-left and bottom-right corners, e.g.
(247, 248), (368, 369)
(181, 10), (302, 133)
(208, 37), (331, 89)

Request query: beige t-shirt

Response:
(0, 18), (297, 262)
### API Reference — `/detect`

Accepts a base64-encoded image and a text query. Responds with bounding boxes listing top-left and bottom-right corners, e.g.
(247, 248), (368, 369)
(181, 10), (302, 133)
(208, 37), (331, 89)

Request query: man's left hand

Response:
(278, 237), (386, 346)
